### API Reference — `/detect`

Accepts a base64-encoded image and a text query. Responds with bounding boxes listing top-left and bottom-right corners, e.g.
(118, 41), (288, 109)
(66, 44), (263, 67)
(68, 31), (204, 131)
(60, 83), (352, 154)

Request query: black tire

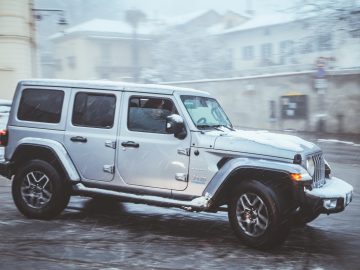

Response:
(12, 159), (70, 219)
(228, 179), (291, 249)
(292, 208), (320, 226)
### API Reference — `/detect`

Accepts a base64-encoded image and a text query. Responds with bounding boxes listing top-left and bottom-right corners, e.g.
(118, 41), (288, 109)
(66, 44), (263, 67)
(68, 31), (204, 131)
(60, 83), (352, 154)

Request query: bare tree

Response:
(148, 28), (231, 82)
(290, 0), (360, 40)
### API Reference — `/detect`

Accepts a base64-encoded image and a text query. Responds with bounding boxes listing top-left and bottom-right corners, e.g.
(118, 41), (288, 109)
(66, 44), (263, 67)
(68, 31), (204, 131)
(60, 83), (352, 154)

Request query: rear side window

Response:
(17, 89), (64, 123)
(72, 92), (116, 128)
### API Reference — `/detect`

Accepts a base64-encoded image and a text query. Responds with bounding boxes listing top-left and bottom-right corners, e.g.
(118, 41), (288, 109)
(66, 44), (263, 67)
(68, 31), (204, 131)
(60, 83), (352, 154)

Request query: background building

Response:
(47, 10), (247, 82)
(0, 0), (36, 99)
(163, 11), (360, 134)
(212, 12), (360, 77)
(49, 19), (154, 81)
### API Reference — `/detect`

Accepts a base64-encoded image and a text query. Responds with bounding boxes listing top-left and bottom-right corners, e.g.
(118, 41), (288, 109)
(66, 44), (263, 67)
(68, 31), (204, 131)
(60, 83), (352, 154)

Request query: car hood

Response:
(213, 130), (320, 160)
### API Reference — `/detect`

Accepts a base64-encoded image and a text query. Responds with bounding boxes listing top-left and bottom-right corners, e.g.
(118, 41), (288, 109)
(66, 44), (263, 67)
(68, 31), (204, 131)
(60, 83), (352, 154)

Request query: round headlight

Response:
(306, 157), (315, 176)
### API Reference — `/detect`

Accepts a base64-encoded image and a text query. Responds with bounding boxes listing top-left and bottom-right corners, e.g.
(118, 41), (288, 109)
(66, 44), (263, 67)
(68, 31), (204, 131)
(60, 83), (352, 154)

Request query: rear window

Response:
(17, 89), (64, 123)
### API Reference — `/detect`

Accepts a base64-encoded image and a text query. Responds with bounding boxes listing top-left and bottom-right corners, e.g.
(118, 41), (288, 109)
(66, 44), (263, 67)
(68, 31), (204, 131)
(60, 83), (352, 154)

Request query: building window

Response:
(269, 100), (276, 121)
(55, 59), (62, 71)
(67, 56), (76, 69)
(318, 34), (332, 51)
(349, 11), (360, 38)
(18, 89), (64, 123)
(302, 22), (310, 29)
(72, 92), (116, 129)
(280, 40), (294, 64)
(299, 38), (314, 54)
(225, 48), (234, 70)
(261, 43), (273, 63)
(101, 43), (111, 65)
(242, 46), (254, 60)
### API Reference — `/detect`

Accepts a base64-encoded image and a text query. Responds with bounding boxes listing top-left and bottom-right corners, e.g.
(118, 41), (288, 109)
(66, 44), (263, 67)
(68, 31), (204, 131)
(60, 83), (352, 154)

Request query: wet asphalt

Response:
(0, 138), (359, 270)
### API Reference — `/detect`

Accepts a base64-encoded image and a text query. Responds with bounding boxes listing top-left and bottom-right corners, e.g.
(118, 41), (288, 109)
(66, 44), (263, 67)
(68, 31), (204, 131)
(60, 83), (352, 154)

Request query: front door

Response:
(117, 93), (190, 190)
(65, 89), (120, 181)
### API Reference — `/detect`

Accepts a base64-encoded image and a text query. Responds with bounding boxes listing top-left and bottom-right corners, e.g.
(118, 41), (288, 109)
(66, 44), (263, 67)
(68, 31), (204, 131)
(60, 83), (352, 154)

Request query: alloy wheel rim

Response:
(236, 192), (269, 237)
(20, 171), (53, 209)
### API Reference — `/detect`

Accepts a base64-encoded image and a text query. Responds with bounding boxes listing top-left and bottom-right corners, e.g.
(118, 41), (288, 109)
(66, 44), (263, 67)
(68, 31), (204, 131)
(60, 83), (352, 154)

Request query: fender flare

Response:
(12, 137), (80, 182)
(203, 157), (311, 200)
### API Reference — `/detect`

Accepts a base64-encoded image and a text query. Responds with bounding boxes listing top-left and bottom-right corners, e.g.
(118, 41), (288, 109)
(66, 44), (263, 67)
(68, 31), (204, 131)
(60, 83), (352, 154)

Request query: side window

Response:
(128, 96), (177, 133)
(18, 89), (64, 123)
(72, 92), (116, 128)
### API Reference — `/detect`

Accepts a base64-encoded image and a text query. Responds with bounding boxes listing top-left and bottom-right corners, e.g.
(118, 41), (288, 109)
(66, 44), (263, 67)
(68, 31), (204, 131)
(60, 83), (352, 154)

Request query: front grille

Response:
(311, 153), (326, 188)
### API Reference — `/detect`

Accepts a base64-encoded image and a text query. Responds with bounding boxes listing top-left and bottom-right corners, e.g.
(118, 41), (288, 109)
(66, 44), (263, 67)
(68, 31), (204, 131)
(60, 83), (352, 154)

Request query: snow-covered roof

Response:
(158, 10), (217, 26)
(50, 19), (155, 40)
(157, 9), (251, 29)
(206, 10), (252, 34)
(216, 12), (301, 34)
(51, 11), (220, 40)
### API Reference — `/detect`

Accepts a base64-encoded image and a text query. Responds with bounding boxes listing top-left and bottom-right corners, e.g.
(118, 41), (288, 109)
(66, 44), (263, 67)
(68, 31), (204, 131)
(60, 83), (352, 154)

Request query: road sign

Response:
(315, 78), (327, 89)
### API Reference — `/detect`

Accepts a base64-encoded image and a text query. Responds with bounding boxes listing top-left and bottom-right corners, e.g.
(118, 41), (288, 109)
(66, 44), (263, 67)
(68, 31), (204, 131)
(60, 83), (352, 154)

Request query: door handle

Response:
(70, 136), (87, 143)
(121, 141), (139, 148)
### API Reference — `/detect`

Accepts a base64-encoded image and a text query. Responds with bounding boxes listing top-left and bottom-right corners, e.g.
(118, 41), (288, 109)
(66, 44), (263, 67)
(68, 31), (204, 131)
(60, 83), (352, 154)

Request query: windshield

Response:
(181, 95), (233, 130)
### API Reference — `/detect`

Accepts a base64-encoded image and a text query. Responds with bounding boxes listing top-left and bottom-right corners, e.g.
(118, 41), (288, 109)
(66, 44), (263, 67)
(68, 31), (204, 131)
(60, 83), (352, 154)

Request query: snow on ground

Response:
(317, 139), (360, 147)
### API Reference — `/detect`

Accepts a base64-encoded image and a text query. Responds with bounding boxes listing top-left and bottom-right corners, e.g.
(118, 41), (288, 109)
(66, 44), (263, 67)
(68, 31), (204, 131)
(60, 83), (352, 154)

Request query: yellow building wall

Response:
(0, 0), (35, 99)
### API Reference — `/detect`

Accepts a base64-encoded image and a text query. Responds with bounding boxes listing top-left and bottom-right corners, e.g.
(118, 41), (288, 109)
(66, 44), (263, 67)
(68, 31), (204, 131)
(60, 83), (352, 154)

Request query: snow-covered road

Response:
(0, 139), (359, 269)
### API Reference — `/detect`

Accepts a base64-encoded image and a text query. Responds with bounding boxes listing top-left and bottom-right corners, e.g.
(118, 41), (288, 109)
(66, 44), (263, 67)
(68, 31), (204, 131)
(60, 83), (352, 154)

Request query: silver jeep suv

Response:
(0, 79), (353, 249)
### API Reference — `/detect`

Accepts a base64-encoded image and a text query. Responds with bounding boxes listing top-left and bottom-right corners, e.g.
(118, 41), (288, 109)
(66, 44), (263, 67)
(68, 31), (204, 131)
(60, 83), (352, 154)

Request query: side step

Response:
(73, 183), (212, 211)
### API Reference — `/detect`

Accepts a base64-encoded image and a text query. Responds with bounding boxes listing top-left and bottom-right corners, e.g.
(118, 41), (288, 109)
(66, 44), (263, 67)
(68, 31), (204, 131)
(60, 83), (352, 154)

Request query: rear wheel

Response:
(228, 179), (291, 249)
(12, 159), (70, 219)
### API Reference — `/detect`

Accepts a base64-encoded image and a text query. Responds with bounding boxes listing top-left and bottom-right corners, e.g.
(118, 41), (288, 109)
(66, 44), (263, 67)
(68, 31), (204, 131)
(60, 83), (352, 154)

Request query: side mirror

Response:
(166, 114), (186, 139)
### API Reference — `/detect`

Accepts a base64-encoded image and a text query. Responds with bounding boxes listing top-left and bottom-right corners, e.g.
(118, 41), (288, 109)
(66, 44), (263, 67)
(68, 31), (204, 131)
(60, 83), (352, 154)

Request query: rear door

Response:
(65, 89), (120, 181)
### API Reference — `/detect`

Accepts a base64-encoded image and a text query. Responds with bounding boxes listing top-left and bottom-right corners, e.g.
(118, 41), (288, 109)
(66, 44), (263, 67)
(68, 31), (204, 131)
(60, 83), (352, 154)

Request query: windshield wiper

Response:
(196, 124), (235, 132)
(196, 124), (224, 131)
(212, 124), (235, 131)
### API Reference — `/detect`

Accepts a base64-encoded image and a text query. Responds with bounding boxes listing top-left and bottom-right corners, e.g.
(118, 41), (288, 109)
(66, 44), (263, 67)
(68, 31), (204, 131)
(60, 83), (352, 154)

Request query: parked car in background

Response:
(0, 99), (11, 160)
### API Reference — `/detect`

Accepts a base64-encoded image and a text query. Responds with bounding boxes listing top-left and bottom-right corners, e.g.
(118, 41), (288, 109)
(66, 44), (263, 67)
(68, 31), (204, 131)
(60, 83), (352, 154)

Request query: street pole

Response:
(125, 9), (146, 83)
(32, 8), (68, 78)
(132, 26), (139, 82)
(314, 57), (328, 133)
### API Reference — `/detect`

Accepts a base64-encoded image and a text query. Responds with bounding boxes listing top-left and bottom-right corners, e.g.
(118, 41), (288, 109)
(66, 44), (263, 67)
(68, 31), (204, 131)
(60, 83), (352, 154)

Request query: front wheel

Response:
(12, 159), (70, 219)
(228, 180), (291, 249)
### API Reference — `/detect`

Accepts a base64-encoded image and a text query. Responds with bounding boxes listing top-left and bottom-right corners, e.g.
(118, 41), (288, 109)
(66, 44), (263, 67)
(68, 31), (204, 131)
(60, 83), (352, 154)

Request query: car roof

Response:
(19, 79), (209, 96)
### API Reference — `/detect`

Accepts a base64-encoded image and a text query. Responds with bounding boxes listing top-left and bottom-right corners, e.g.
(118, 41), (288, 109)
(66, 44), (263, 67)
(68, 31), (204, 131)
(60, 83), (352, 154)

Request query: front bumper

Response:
(304, 177), (353, 214)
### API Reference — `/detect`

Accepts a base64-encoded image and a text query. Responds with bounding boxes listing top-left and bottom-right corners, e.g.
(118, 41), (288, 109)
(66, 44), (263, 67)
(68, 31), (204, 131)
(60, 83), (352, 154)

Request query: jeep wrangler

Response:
(0, 79), (353, 249)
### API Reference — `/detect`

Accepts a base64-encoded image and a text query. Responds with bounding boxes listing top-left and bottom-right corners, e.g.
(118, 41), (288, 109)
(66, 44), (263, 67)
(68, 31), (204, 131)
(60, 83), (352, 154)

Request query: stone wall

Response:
(166, 70), (360, 134)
